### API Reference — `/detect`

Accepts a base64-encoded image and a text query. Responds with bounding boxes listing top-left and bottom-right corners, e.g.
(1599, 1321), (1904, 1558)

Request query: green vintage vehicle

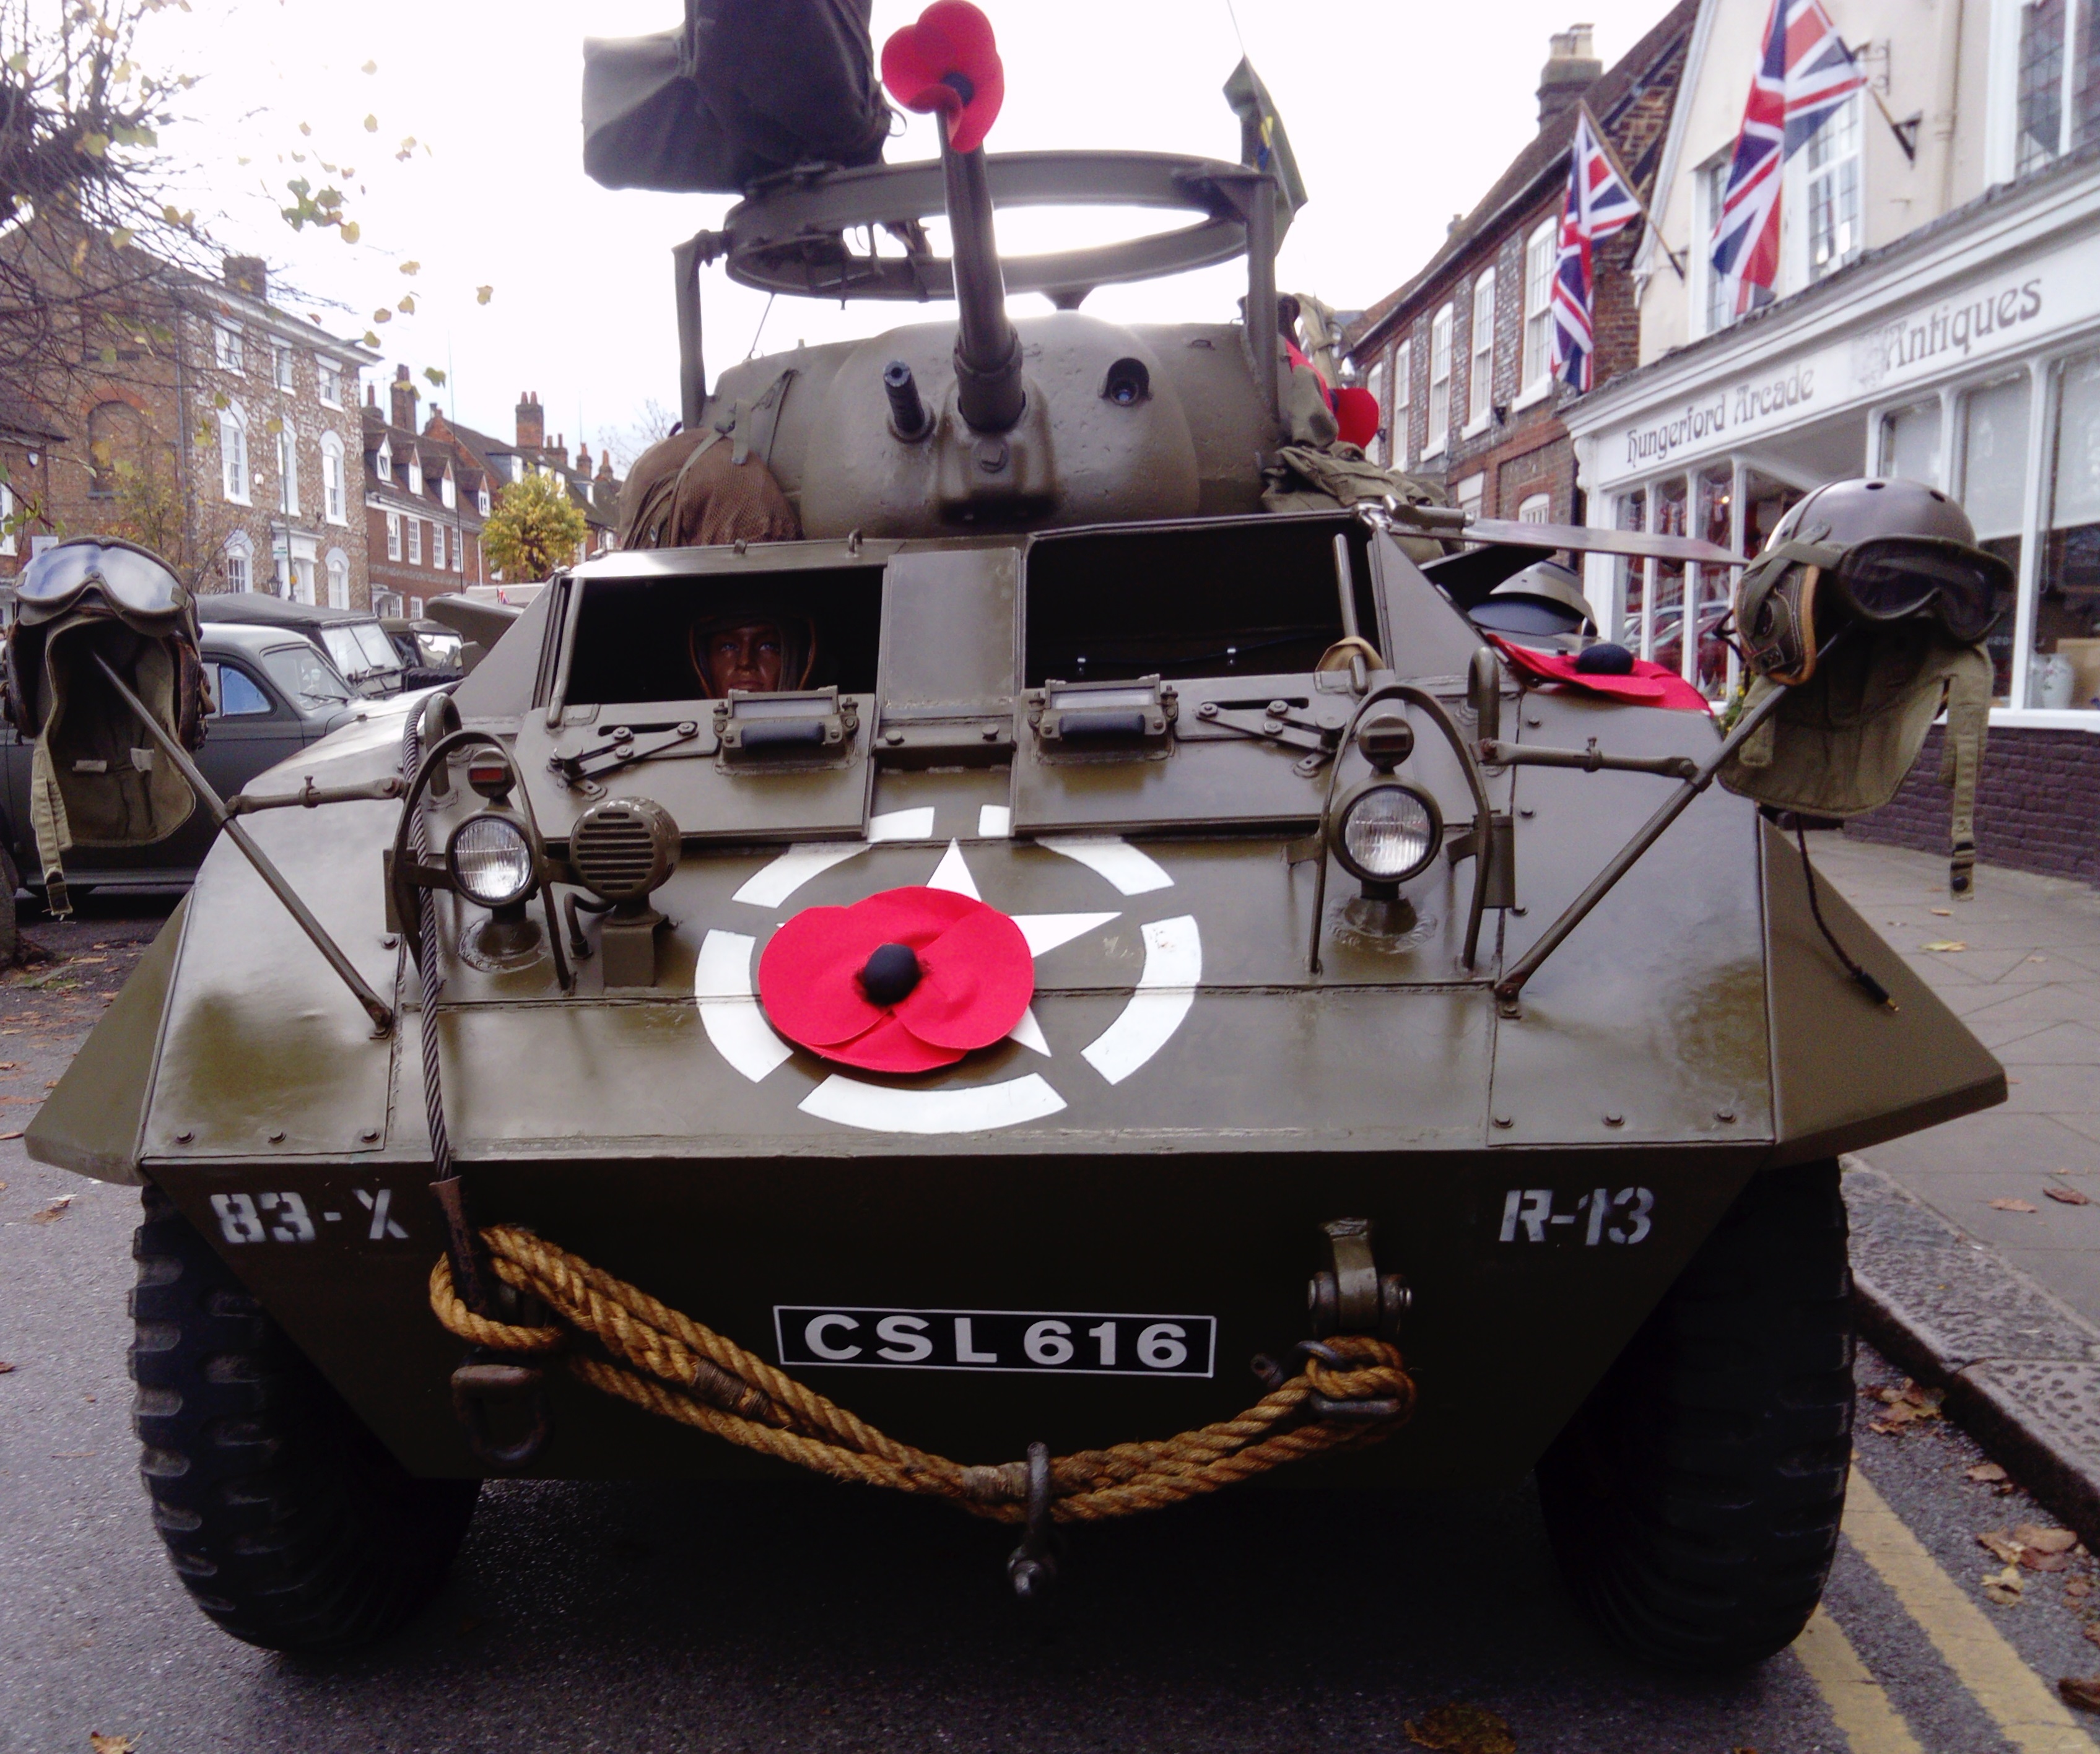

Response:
(30, 1), (2002, 1670)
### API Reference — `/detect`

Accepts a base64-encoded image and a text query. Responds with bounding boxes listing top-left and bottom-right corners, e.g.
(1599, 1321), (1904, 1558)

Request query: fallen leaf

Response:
(1980, 1530), (2026, 1565)
(1924, 940), (1969, 952)
(2085, 1621), (2100, 1649)
(2049, 1186), (2094, 1205)
(2069, 1578), (2094, 1602)
(1932, 907), (1953, 916)
(1991, 1199), (2041, 1213)
(2016, 1524), (2080, 1555)
(2025, 1548), (2075, 1572)
(89, 1736), (137, 1754)
(1969, 1462), (2010, 1482)
(0, 1361), (14, 1373)
(2062, 1678), (2100, 1714)
(1984, 1564), (2024, 1604)
(1405, 1705), (1515, 1754)
(1, 1131), (25, 1142)
(28, 1196), (71, 1223)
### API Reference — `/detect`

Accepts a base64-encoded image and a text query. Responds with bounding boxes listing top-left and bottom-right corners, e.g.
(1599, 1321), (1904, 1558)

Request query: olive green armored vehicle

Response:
(29, 0), (2003, 1671)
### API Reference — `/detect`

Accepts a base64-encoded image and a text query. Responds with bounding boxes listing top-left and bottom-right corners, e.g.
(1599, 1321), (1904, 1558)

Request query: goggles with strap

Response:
(16, 539), (188, 622)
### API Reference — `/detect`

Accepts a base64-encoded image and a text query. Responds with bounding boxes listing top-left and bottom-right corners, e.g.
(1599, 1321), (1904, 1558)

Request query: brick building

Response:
(1345, 8), (1696, 529)
(0, 225), (377, 607)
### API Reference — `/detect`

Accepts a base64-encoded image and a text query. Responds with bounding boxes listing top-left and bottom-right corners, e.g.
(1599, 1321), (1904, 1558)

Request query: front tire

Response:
(1536, 1159), (1854, 1669)
(129, 1184), (481, 1652)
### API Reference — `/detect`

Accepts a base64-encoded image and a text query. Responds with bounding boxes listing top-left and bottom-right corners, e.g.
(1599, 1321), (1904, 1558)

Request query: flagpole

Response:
(1577, 99), (1686, 282)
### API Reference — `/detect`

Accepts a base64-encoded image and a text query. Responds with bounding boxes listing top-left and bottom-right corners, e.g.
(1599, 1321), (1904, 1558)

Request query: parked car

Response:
(0, 620), (371, 913)
(195, 593), (407, 698)
(380, 617), (466, 689)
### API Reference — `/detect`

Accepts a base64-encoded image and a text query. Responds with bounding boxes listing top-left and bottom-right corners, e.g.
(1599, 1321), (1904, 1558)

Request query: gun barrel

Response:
(941, 140), (1024, 433)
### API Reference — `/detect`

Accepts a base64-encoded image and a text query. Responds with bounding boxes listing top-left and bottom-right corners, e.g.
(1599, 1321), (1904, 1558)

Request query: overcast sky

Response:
(141, 0), (1676, 464)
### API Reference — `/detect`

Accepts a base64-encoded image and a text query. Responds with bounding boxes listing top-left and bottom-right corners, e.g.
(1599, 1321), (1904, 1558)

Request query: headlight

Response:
(1333, 782), (1442, 885)
(447, 813), (538, 907)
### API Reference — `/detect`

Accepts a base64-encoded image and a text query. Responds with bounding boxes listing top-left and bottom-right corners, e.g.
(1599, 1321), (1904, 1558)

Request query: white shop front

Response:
(1567, 160), (2100, 726)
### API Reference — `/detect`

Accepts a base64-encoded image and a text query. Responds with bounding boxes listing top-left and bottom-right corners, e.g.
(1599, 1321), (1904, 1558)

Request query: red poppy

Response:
(881, 1), (1005, 154)
(1331, 386), (1380, 449)
(758, 886), (1035, 1074)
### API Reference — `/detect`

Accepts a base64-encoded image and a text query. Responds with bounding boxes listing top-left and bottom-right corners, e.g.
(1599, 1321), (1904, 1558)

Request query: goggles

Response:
(1738, 535), (2012, 685)
(17, 540), (187, 620)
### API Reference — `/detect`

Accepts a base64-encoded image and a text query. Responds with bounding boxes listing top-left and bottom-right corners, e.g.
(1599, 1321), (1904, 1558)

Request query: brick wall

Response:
(1844, 724), (2100, 885)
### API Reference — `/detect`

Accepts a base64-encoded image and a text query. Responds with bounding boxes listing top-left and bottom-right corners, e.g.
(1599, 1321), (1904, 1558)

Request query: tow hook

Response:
(1005, 1441), (1058, 1600)
(451, 1360), (552, 1470)
(1307, 1217), (1411, 1339)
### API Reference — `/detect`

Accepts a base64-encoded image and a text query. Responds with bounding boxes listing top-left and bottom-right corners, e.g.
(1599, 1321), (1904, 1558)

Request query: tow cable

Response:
(428, 1225), (1416, 1597)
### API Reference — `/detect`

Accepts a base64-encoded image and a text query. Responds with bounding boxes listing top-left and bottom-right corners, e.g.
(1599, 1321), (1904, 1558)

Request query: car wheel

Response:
(129, 1183), (482, 1652)
(1536, 1158), (1854, 1669)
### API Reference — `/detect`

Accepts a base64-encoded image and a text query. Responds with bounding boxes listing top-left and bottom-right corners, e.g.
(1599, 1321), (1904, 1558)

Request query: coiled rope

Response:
(429, 1226), (1416, 1522)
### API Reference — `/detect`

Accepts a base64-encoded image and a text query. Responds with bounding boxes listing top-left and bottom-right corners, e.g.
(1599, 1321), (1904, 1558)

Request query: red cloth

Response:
(1331, 386), (1380, 449)
(1486, 633), (1714, 714)
(759, 885), (1034, 1074)
(881, 2), (1005, 154)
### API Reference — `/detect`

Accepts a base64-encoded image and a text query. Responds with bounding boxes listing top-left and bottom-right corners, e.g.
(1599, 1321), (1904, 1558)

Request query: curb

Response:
(1844, 1156), (2100, 1544)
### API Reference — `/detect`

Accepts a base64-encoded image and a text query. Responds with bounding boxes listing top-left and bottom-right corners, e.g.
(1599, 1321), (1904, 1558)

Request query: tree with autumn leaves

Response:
(479, 469), (588, 583)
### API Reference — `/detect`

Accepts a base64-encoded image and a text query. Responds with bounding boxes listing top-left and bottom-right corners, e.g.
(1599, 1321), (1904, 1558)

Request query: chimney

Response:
(390, 363), (418, 434)
(222, 254), (268, 300)
(577, 441), (591, 474)
(1538, 24), (1603, 129)
(516, 391), (544, 453)
(596, 451), (614, 483)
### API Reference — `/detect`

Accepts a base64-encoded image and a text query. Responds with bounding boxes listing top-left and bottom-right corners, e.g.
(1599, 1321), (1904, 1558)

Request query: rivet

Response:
(981, 724), (1001, 740)
(174, 1127), (194, 1144)
(360, 1127), (381, 1144)
(1525, 714), (1543, 727)
(1518, 807), (1535, 819)
(884, 729), (905, 745)
(268, 1129), (287, 1144)
(1715, 1108), (1736, 1124)
(1511, 905), (1528, 916)
(1603, 1112), (1624, 1127)
(1492, 1114), (1514, 1129)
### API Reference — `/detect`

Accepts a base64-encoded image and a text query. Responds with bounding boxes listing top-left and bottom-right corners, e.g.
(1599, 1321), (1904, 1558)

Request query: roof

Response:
(196, 592), (383, 630)
(1349, 0), (1698, 359)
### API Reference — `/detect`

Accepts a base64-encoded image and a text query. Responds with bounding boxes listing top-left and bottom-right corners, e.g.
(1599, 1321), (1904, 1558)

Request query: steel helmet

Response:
(1468, 560), (1598, 641)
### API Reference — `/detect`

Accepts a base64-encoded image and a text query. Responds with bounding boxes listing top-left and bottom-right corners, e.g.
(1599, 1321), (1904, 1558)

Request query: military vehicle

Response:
(28, 0), (2003, 1671)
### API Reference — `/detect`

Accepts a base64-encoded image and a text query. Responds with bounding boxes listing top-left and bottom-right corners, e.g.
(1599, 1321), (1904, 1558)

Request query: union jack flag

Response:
(1549, 106), (1643, 393)
(1710, 0), (1867, 316)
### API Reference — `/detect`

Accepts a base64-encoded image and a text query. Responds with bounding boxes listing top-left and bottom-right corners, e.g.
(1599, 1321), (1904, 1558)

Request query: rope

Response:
(430, 1225), (1417, 1523)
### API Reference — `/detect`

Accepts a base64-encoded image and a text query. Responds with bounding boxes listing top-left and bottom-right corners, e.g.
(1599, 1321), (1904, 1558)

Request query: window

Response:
(1390, 342), (1412, 468)
(219, 407), (249, 504)
(318, 359), (341, 407)
(407, 518), (422, 566)
(263, 643), (352, 706)
(1805, 94), (1863, 282)
(1701, 157), (1735, 334)
(1466, 269), (1497, 431)
(1517, 492), (1551, 523)
(1522, 219), (1556, 393)
(213, 324), (243, 371)
(326, 549), (350, 610)
(376, 438), (392, 482)
(1615, 490), (1647, 651)
(205, 662), (274, 716)
(409, 596), (425, 617)
(276, 427), (298, 516)
(1878, 401), (1943, 484)
(2013, 0), (2100, 175)
(0, 481), (13, 556)
(289, 556), (316, 606)
(321, 433), (346, 523)
(440, 467), (456, 510)
(407, 450), (423, 496)
(1694, 464), (1735, 697)
(450, 524), (463, 571)
(224, 532), (251, 592)
(1959, 373), (2031, 702)
(1455, 471), (1485, 522)
(1650, 475), (1690, 677)
(2037, 349), (2100, 711)
(272, 341), (295, 391)
(1426, 304), (1454, 456)
(477, 484), (491, 516)
(386, 511), (402, 562)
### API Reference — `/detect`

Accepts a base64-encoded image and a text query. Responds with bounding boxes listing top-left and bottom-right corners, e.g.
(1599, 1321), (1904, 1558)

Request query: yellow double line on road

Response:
(1795, 1470), (2100, 1753)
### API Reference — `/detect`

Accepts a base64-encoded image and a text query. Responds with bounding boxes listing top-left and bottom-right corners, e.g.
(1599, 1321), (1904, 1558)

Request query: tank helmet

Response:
(1468, 560), (1597, 642)
(1736, 477), (2012, 685)
(14, 535), (191, 630)
(686, 602), (817, 693)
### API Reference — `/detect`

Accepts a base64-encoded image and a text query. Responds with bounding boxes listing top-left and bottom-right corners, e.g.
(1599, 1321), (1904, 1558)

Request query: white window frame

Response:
(272, 341), (295, 393)
(1694, 150), (1736, 339)
(407, 517), (422, 567)
(386, 511), (402, 562)
(1426, 304), (1454, 459)
(1455, 471), (1486, 522)
(326, 548), (350, 610)
(440, 466), (456, 511)
(320, 433), (346, 524)
(477, 484), (491, 516)
(224, 531), (252, 593)
(213, 323), (243, 371)
(1519, 219), (1556, 402)
(1797, 92), (1864, 287)
(219, 405), (250, 505)
(451, 523), (464, 572)
(1465, 269), (1497, 436)
(1390, 341), (1413, 469)
(276, 426), (298, 516)
(376, 438), (392, 483)
(407, 450), (423, 497)
(1517, 491), (1552, 523)
(317, 359), (342, 408)
(0, 481), (14, 556)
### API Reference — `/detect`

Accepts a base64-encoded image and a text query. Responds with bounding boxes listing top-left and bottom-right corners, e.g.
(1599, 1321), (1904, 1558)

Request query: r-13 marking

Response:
(1499, 1186), (1654, 1246)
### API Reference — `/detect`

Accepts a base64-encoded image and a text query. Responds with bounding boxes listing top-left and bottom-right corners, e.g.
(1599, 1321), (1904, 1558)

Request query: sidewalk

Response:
(1815, 833), (2100, 1328)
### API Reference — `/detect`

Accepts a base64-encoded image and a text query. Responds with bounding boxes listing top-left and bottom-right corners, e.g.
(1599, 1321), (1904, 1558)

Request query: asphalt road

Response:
(9, 896), (2100, 1753)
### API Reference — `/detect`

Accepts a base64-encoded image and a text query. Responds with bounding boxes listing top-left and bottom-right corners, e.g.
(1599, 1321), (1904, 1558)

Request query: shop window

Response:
(1879, 401), (1942, 484)
(1959, 374), (2032, 702)
(2037, 350), (2100, 711)
(1427, 304), (1453, 457)
(1615, 489), (1646, 653)
(1742, 469), (1804, 558)
(1650, 476), (1689, 679)
(1521, 219), (1554, 393)
(1805, 95), (1863, 283)
(1694, 466), (1735, 698)
(1466, 269), (1496, 431)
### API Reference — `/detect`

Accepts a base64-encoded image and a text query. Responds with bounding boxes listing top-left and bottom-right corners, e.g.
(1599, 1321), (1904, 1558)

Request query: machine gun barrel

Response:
(941, 138), (1025, 433)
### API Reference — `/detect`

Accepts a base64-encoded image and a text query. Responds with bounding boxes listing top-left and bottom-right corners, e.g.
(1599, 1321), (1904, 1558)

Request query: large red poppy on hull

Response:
(881, 1), (1006, 154)
(758, 886), (1035, 1073)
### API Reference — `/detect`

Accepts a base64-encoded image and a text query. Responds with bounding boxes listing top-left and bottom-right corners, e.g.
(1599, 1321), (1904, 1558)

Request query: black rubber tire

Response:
(129, 1183), (481, 1652)
(1536, 1158), (1854, 1670)
(0, 843), (17, 965)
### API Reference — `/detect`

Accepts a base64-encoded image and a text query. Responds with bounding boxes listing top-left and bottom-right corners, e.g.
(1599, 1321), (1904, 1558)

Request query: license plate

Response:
(773, 1306), (1216, 1378)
